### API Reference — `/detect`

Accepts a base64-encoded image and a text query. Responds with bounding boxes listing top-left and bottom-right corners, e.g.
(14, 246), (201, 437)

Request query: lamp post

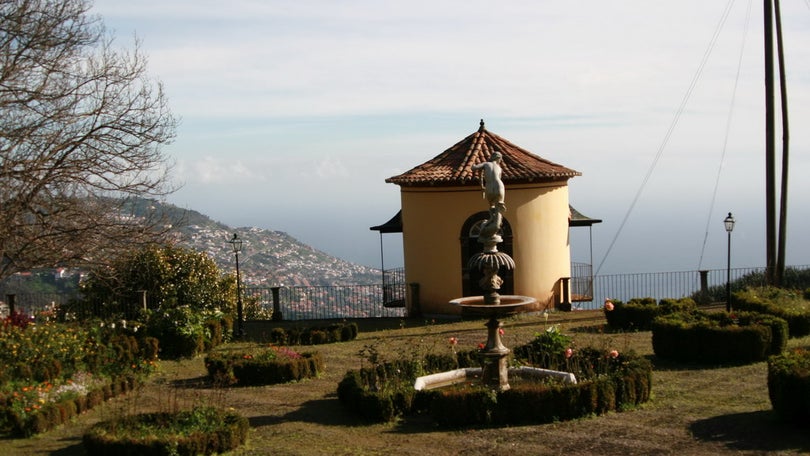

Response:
(228, 233), (245, 339)
(724, 212), (735, 312)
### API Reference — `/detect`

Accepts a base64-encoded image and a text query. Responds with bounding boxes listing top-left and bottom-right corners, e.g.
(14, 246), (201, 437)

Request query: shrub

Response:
(733, 287), (810, 337)
(79, 244), (236, 357)
(205, 347), (323, 386)
(604, 297), (697, 331)
(651, 310), (788, 364)
(768, 348), (810, 424)
(337, 343), (652, 426)
(83, 407), (249, 456)
(266, 322), (358, 346)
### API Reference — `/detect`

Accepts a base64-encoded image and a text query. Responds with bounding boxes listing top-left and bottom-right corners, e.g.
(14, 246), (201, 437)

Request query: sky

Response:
(91, 0), (810, 275)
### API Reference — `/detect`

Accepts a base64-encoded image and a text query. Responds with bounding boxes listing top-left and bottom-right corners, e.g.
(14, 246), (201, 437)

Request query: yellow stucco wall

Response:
(400, 181), (571, 316)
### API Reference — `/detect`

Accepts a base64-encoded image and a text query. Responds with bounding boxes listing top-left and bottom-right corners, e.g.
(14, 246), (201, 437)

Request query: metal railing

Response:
(3, 265), (808, 320)
(244, 283), (406, 320)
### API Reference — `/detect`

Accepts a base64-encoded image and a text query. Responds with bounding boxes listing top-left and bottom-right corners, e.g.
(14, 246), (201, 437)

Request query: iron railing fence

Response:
(3, 265), (809, 320)
(244, 284), (406, 320)
(579, 265), (810, 310)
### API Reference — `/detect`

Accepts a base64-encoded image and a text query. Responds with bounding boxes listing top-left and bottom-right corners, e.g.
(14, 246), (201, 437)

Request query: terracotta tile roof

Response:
(386, 120), (581, 187)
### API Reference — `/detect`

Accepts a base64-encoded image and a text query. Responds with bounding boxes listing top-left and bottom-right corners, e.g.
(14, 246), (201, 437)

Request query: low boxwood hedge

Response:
(205, 349), (324, 386)
(768, 348), (810, 424)
(733, 287), (810, 338)
(337, 343), (652, 426)
(83, 406), (249, 456)
(652, 310), (788, 364)
(1, 376), (141, 437)
(604, 297), (697, 331)
(266, 322), (358, 345)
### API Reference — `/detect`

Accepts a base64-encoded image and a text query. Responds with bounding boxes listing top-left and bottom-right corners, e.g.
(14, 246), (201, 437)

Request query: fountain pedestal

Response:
(450, 296), (537, 391)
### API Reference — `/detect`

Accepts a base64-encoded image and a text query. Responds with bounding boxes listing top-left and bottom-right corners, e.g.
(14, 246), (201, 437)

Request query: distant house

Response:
(375, 120), (597, 317)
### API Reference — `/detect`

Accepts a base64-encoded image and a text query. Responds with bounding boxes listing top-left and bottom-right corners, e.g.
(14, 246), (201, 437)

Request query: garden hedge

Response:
(733, 287), (810, 338)
(205, 351), (324, 386)
(266, 321), (358, 345)
(337, 345), (652, 426)
(652, 310), (788, 364)
(1, 376), (141, 437)
(83, 407), (249, 456)
(768, 349), (810, 424)
(604, 297), (697, 331)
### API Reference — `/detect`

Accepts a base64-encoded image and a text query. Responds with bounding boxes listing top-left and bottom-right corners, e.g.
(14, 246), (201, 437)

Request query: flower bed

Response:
(205, 345), (324, 386)
(0, 315), (159, 437)
(337, 328), (652, 426)
(768, 348), (810, 424)
(83, 406), (249, 456)
(652, 310), (788, 364)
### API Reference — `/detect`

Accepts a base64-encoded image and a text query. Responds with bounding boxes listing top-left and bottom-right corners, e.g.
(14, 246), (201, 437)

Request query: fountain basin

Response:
(450, 295), (537, 317)
(414, 366), (576, 391)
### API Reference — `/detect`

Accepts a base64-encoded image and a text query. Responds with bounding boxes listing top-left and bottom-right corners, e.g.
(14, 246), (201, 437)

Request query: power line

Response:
(596, 0), (738, 275)
(697, 0), (753, 270)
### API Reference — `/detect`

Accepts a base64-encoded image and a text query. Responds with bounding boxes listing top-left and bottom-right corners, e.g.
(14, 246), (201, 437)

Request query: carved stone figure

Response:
(472, 151), (505, 211)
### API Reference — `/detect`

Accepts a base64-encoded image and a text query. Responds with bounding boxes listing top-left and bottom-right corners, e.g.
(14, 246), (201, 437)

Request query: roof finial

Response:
(479, 119), (485, 131)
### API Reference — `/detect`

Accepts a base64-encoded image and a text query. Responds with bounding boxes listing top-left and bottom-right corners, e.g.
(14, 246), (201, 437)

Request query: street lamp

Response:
(228, 233), (245, 338)
(724, 212), (735, 312)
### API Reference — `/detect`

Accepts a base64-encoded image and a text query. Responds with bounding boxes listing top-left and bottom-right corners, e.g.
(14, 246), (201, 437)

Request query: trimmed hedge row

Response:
(205, 351), (324, 386)
(768, 349), (810, 424)
(83, 407), (249, 456)
(733, 287), (810, 338)
(337, 348), (652, 426)
(265, 322), (358, 345)
(1, 376), (140, 437)
(652, 310), (788, 364)
(604, 297), (697, 331)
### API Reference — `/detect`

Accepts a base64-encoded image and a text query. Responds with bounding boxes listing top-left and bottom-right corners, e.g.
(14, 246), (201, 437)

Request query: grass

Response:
(2, 310), (810, 455)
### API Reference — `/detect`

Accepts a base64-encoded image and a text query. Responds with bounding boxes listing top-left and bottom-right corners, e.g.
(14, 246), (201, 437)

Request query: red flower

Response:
(609, 350), (619, 359)
(478, 343), (486, 349)
(448, 337), (458, 346)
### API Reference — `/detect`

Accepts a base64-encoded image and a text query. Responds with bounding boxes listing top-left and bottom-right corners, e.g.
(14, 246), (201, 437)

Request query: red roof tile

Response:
(386, 120), (581, 187)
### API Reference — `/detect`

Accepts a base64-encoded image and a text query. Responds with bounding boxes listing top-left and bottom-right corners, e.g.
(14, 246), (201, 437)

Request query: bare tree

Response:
(0, 0), (178, 280)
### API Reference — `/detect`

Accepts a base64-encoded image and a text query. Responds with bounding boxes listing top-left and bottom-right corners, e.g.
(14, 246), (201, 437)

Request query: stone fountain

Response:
(415, 151), (574, 392)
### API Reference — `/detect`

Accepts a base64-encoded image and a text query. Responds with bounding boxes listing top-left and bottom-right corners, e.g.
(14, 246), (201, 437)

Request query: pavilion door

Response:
(460, 211), (513, 297)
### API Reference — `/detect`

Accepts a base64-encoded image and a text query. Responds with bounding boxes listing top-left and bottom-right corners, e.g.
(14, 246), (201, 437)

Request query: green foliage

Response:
(337, 340), (652, 426)
(82, 407), (249, 456)
(266, 322), (359, 346)
(768, 348), (810, 424)
(205, 347), (323, 386)
(512, 325), (572, 368)
(695, 267), (810, 303)
(733, 287), (810, 337)
(80, 244), (235, 358)
(0, 318), (157, 436)
(651, 310), (788, 364)
(604, 297), (697, 331)
(81, 244), (234, 316)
